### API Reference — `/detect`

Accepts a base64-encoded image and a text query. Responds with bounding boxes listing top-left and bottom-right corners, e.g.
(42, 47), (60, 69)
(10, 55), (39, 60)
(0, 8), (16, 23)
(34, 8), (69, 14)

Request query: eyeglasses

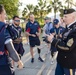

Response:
(14, 20), (20, 22)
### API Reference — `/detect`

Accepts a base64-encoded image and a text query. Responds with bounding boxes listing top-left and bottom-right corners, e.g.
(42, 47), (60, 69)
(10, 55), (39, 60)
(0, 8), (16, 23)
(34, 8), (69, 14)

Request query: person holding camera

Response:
(48, 9), (76, 75)
(43, 17), (53, 54)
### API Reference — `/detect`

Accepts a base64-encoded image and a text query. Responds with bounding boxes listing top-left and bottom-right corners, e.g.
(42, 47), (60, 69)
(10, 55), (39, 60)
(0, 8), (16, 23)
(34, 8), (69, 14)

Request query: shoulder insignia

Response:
(67, 38), (74, 47)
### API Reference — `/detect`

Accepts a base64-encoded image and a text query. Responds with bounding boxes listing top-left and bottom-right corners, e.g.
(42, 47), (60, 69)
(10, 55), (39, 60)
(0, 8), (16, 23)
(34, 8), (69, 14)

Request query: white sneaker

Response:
(51, 58), (54, 64)
(25, 42), (29, 45)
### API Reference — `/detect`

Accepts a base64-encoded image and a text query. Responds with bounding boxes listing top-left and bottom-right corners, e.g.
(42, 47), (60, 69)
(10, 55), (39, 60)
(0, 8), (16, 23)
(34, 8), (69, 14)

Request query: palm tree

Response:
(22, 8), (28, 17)
(22, 0), (52, 24)
(50, 0), (63, 19)
(65, 0), (74, 8)
(26, 4), (35, 13)
(22, 4), (35, 18)
(35, 0), (51, 23)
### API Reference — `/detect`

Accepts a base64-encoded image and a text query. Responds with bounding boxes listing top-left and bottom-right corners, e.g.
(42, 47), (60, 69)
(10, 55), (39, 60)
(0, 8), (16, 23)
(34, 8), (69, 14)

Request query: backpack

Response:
(45, 22), (53, 35)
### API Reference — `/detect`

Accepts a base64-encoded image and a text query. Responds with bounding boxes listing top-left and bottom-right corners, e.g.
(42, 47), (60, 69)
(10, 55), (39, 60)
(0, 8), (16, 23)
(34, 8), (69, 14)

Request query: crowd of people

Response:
(0, 4), (76, 75)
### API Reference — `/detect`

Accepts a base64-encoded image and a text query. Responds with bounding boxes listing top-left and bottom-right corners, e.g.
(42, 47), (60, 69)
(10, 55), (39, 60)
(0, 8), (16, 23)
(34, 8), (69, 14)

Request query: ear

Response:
(0, 14), (1, 19)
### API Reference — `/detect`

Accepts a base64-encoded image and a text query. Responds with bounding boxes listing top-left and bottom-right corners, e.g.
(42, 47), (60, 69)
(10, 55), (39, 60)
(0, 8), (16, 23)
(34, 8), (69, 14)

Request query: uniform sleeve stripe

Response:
(5, 39), (12, 44)
(38, 26), (40, 30)
(26, 28), (30, 32)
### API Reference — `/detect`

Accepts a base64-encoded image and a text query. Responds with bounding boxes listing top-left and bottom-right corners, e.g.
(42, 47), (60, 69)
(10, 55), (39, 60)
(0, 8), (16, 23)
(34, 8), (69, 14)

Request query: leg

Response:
(25, 35), (29, 44)
(30, 47), (34, 63)
(55, 63), (64, 75)
(37, 47), (41, 57)
(51, 50), (54, 57)
(46, 43), (51, 54)
(36, 38), (44, 62)
(29, 40), (35, 63)
(63, 68), (75, 75)
(37, 47), (44, 62)
(30, 47), (34, 58)
(0, 65), (15, 75)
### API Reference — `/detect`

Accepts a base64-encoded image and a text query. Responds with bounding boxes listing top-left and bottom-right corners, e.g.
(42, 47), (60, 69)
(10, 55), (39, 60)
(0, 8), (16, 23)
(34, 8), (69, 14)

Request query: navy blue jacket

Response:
(0, 22), (11, 65)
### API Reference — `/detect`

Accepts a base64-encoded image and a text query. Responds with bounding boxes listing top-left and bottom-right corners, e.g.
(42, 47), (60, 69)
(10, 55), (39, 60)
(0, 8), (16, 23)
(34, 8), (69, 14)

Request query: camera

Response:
(42, 36), (50, 43)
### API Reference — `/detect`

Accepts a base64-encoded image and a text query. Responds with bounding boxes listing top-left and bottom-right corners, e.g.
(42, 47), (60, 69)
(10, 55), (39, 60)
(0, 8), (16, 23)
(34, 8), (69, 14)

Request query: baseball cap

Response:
(44, 17), (51, 20)
(53, 19), (59, 25)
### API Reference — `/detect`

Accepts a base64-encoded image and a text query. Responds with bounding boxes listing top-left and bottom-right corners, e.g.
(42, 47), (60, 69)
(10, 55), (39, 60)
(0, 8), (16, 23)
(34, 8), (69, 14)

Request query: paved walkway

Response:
(15, 41), (57, 75)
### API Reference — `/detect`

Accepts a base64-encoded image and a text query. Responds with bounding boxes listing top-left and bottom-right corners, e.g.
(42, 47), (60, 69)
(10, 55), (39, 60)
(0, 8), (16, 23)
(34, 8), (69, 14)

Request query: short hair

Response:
(0, 5), (4, 14)
(29, 13), (34, 17)
(13, 16), (20, 20)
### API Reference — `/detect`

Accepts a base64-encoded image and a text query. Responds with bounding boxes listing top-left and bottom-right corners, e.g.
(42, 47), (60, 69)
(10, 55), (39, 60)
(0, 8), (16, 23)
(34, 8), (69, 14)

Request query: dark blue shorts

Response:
(29, 38), (40, 47)
(0, 65), (15, 75)
(51, 46), (57, 52)
(14, 43), (25, 56)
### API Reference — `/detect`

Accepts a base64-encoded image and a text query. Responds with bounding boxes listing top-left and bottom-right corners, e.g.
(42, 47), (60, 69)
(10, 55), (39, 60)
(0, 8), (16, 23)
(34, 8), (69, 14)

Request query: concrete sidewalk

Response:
(15, 42), (57, 75)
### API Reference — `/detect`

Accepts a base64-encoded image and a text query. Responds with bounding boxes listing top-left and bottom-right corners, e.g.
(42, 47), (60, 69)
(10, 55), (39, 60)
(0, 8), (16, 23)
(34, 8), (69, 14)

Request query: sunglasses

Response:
(14, 20), (20, 22)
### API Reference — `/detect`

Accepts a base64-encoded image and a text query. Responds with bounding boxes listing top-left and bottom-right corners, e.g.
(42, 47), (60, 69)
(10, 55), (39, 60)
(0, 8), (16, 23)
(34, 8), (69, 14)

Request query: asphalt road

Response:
(15, 41), (57, 75)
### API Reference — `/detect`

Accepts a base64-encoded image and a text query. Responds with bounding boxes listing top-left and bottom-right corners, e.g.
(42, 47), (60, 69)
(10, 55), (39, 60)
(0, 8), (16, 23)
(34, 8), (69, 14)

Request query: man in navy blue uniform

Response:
(26, 14), (44, 63)
(50, 19), (65, 64)
(7, 16), (25, 59)
(48, 9), (76, 75)
(0, 5), (23, 75)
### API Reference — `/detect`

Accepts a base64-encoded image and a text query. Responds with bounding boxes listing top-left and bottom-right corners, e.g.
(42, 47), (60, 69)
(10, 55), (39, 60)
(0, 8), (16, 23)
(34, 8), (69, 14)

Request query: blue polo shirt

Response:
(50, 26), (65, 35)
(50, 26), (65, 52)
(26, 21), (40, 40)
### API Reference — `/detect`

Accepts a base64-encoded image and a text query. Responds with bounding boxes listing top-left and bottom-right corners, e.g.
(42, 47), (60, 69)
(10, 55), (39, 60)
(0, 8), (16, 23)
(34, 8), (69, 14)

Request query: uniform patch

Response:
(34, 23), (38, 25)
(67, 38), (74, 47)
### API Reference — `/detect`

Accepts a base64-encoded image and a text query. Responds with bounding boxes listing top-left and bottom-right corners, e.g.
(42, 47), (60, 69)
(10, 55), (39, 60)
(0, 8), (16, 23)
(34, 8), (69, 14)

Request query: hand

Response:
(18, 37), (22, 42)
(13, 38), (21, 44)
(31, 34), (36, 37)
(17, 60), (24, 69)
(47, 34), (54, 42)
(59, 34), (62, 38)
(36, 32), (40, 37)
(52, 33), (55, 36)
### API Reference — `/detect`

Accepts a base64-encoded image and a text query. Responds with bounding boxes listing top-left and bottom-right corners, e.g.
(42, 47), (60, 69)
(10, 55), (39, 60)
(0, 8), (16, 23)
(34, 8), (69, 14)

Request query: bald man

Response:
(25, 14), (44, 63)
(48, 9), (76, 75)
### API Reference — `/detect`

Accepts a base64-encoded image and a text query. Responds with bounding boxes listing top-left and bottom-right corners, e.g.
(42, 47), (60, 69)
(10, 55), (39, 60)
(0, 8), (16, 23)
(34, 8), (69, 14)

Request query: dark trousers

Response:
(0, 65), (15, 75)
(55, 63), (75, 75)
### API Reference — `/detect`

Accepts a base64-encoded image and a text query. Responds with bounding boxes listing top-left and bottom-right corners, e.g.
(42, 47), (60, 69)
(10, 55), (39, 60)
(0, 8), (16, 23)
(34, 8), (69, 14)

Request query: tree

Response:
(65, 0), (74, 8)
(50, 0), (63, 19)
(22, 4), (35, 18)
(0, 0), (19, 19)
(22, 0), (52, 24)
(36, 0), (51, 18)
